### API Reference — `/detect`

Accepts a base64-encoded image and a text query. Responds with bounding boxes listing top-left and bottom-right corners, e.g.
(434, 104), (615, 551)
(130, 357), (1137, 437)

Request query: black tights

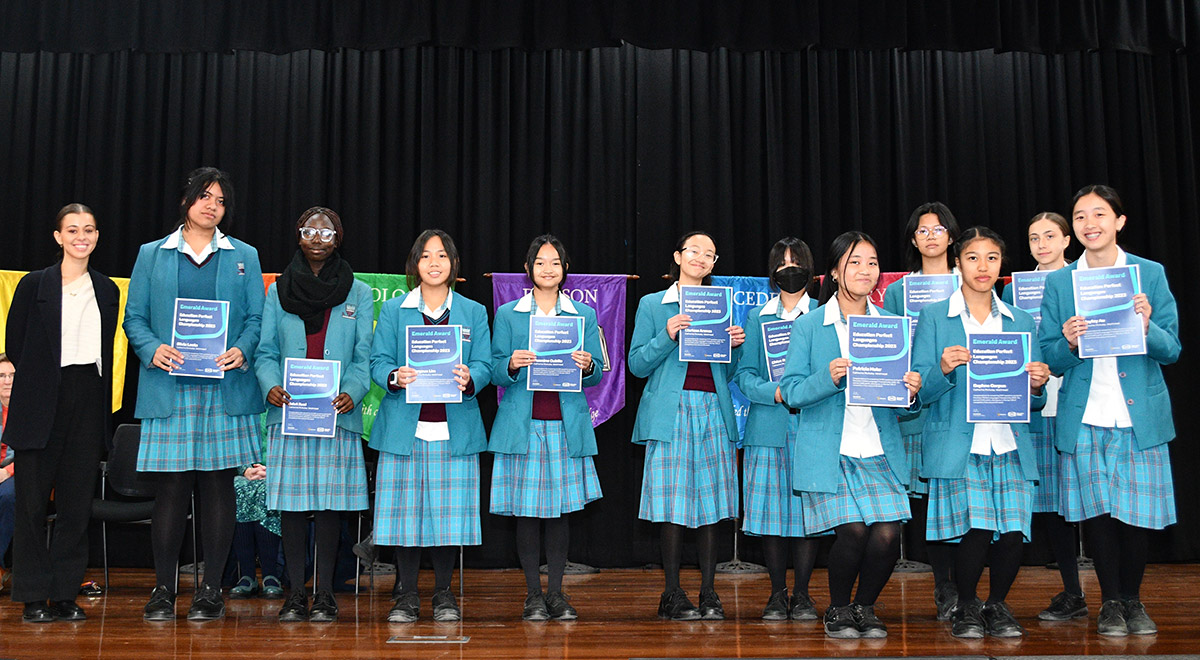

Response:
(660, 522), (718, 592)
(827, 521), (900, 607)
(394, 546), (458, 596)
(1083, 514), (1148, 601)
(907, 495), (956, 588)
(1034, 512), (1082, 596)
(955, 529), (1023, 605)
(515, 516), (569, 594)
(281, 510), (340, 593)
(762, 536), (819, 596)
(151, 470), (235, 591)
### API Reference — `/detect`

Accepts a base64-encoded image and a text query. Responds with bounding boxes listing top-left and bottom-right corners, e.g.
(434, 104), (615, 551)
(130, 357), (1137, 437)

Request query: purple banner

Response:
(492, 273), (628, 427)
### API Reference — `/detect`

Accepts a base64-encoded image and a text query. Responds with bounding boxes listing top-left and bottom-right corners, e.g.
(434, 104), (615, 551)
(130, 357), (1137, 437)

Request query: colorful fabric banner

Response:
(349, 272), (411, 439)
(712, 275), (773, 441)
(0, 270), (130, 413)
(492, 273), (628, 427)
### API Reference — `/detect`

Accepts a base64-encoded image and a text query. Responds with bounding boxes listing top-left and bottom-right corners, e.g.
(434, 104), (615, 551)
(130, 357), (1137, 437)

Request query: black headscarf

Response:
(277, 249), (354, 334)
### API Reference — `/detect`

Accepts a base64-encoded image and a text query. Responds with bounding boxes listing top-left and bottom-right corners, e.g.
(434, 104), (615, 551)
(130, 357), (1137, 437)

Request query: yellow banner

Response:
(0, 270), (130, 413)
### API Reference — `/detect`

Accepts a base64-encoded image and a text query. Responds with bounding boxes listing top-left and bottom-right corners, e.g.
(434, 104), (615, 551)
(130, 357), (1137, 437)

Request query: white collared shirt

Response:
(61, 274), (103, 374)
(825, 302), (885, 458)
(1077, 248), (1134, 428)
(400, 286), (456, 441)
(947, 288), (1019, 455)
(160, 226), (235, 263)
(661, 282), (681, 305)
(513, 291), (579, 317)
(761, 293), (811, 322)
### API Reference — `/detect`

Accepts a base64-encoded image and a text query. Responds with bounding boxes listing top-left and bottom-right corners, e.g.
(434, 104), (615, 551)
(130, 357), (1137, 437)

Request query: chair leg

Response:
(190, 494), (199, 586)
(102, 520), (110, 588)
(354, 513), (362, 596)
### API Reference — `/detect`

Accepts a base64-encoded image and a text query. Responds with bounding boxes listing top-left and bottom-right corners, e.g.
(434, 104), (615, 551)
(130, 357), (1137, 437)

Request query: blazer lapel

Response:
(36, 264), (63, 366)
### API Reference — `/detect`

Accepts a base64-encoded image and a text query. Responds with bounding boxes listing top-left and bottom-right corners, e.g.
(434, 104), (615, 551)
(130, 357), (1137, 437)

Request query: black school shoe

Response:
(278, 592), (309, 622)
(309, 589), (338, 623)
(789, 591), (818, 621)
(1038, 591), (1088, 621)
(432, 588), (461, 622)
(950, 598), (985, 639)
(50, 600), (86, 622)
(544, 591), (577, 620)
(22, 601), (53, 623)
(852, 603), (887, 638)
(1123, 599), (1157, 635)
(982, 600), (1024, 637)
(761, 588), (789, 621)
(698, 588), (725, 620)
(934, 581), (958, 621)
(387, 591), (420, 623)
(186, 584), (225, 621)
(1096, 599), (1128, 637)
(522, 592), (549, 621)
(143, 585), (176, 622)
(657, 588), (700, 621)
(823, 605), (860, 639)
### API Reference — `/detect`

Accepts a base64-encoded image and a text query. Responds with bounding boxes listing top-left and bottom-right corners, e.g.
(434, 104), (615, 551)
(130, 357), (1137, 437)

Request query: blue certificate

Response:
(846, 315), (911, 407)
(903, 273), (959, 342)
(679, 285), (733, 363)
(967, 332), (1031, 423)
(760, 319), (793, 382)
(171, 298), (229, 379)
(282, 358), (341, 438)
(528, 315), (584, 392)
(1010, 271), (1050, 329)
(405, 325), (464, 404)
(1072, 265), (1147, 358)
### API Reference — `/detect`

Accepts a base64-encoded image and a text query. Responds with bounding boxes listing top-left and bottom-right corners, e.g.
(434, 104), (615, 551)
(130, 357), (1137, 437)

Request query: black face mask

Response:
(773, 266), (810, 294)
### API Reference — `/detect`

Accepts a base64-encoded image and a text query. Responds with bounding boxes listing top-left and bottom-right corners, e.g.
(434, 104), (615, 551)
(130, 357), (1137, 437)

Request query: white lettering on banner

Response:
(562, 288), (599, 304)
(372, 287), (408, 303)
(732, 290), (772, 307)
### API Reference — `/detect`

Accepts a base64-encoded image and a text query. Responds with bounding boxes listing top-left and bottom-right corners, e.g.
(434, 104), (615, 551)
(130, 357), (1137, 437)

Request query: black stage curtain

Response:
(2, 44), (1198, 568)
(1, 0), (1196, 55)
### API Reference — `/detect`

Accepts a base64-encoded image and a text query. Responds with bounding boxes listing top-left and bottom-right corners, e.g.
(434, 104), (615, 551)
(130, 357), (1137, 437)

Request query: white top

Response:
(60, 274), (102, 374)
(159, 226), (235, 263)
(400, 287), (456, 441)
(760, 293), (811, 322)
(1078, 248), (1134, 428)
(825, 301), (885, 458)
(947, 288), (1019, 455)
(513, 291), (579, 316)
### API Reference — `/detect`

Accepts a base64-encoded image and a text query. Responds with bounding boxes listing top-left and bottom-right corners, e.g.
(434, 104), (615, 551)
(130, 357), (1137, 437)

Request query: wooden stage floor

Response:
(0, 564), (1196, 659)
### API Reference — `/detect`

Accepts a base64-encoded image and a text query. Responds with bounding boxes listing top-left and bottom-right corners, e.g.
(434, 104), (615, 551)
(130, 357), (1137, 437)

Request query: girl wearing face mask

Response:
(488, 235), (604, 621)
(629, 230), (745, 621)
(369, 230), (491, 624)
(255, 207), (373, 623)
(881, 201), (962, 620)
(733, 237), (823, 621)
(1039, 185), (1179, 637)
(1001, 212), (1085, 622)
(913, 226), (1050, 640)
(3, 204), (118, 623)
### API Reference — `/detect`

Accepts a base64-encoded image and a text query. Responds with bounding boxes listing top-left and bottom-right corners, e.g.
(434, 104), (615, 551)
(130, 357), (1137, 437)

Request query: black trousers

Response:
(10, 365), (105, 603)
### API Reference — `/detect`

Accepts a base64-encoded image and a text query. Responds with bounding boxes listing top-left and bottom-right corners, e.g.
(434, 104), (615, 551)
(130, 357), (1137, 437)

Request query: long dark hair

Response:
(405, 229), (460, 291)
(668, 230), (715, 285)
(818, 231), (878, 304)
(766, 237), (814, 293)
(177, 167), (235, 230)
(955, 226), (1007, 269)
(903, 201), (960, 272)
(1071, 184), (1126, 237)
(524, 234), (570, 292)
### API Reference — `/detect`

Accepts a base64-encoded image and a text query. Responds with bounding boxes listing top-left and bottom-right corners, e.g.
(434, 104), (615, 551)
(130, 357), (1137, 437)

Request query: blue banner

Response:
(405, 325), (463, 404)
(847, 315), (911, 407)
(528, 315), (584, 392)
(171, 298), (229, 379)
(712, 275), (773, 441)
(1072, 265), (1147, 358)
(967, 332), (1031, 423)
(282, 358), (340, 438)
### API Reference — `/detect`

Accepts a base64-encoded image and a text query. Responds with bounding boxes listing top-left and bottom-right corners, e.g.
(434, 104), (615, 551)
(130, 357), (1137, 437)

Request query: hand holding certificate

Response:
(846, 315), (912, 407)
(678, 285), (733, 363)
(405, 325), (464, 404)
(171, 298), (230, 378)
(966, 332), (1031, 423)
(282, 358), (341, 438)
(528, 315), (584, 392)
(1071, 265), (1147, 358)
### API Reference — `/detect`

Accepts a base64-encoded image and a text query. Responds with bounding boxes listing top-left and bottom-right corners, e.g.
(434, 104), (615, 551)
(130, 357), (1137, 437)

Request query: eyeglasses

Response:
(299, 227), (337, 243)
(0, 373), (13, 381)
(680, 247), (719, 263)
(915, 226), (947, 238)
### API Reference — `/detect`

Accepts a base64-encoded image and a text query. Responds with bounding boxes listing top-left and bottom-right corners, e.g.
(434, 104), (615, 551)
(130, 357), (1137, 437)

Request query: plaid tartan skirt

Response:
(374, 440), (481, 547)
(802, 455), (910, 534)
(137, 382), (261, 472)
(742, 414), (823, 538)
(638, 390), (738, 529)
(903, 432), (929, 496)
(490, 420), (602, 518)
(927, 451), (1033, 542)
(264, 425), (368, 512)
(1030, 423), (1062, 514)
(1059, 424), (1176, 530)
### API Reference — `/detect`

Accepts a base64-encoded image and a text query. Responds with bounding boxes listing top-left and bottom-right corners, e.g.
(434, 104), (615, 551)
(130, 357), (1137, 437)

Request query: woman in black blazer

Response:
(2, 204), (119, 623)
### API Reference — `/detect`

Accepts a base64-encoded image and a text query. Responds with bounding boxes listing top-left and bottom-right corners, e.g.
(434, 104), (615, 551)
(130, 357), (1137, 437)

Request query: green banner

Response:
(352, 272), (411, 439)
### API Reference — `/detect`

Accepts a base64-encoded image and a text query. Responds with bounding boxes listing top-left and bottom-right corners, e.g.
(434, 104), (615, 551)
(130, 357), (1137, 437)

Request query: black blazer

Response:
(2, 263), (119, 451)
